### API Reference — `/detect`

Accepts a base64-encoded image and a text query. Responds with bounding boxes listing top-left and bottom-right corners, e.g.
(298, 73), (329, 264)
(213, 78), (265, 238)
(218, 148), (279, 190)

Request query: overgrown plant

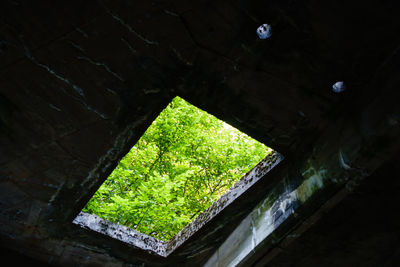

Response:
(83, 97), (271, 241)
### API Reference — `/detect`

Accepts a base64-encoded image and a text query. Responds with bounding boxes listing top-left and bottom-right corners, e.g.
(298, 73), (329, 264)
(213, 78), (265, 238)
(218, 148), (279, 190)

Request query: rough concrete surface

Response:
(1, 0), (400, 266)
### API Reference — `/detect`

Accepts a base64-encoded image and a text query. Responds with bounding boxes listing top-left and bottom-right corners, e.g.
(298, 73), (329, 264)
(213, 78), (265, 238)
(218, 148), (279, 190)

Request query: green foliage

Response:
(83, 97), (271, 241)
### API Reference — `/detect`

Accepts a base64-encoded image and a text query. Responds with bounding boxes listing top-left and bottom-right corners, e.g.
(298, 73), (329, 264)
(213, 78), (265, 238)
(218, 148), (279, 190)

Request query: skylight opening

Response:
(75, 96), (282, 255)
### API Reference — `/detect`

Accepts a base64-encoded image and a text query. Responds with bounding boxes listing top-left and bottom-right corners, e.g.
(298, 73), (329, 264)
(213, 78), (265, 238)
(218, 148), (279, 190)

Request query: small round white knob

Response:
(257, 24), (272, 39)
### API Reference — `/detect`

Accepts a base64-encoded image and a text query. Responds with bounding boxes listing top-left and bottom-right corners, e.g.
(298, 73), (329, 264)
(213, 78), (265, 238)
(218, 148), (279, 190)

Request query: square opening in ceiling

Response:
(73, 96), (282, 257)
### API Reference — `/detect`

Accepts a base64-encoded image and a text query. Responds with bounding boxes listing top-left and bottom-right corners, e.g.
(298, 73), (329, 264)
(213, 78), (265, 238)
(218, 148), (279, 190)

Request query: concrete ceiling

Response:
(1, 0), (400, 266)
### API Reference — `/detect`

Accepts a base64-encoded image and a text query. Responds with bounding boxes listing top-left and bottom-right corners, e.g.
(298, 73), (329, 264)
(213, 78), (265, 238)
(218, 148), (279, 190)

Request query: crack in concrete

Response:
(163, 9), (179, 17)
(109, 12), (159, 46)
(24, 46), (85, 97)
(49, 104), (62, 112)
(373, 42), (400, 80)
(0, 117), (108, 171)
(0, 39), (18, 54)
(76, 28), (89, 39)
(5, 173), (61, 190)
(170, 46), (193, 66)
(0, 14), (102, 72)
(58, 85), (109, 120)
(179, 14), (236, 65)
(77, 56), (124, 81)
(48, 181), (65, 205)
(69, 41), (86, 53)
(24, 46), (109, 119)
(143, 88), (161, 94)
(106, 88), (117, 95)
(121, 37), (137, 54)
(54, 140), (92, 166)
(177, 12), (302, 92)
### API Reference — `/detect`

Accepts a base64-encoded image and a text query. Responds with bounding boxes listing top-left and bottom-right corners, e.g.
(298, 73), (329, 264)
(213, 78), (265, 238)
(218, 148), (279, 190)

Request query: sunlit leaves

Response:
(83, 97), (271, 241)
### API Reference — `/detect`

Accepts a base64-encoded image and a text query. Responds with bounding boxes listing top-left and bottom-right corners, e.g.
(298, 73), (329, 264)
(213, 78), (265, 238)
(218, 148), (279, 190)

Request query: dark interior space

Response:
(1, 0), (400, 266)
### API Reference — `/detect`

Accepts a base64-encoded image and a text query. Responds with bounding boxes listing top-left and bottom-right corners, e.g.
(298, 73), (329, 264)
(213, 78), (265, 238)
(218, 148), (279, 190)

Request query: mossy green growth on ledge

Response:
(83, 96), (272, 241)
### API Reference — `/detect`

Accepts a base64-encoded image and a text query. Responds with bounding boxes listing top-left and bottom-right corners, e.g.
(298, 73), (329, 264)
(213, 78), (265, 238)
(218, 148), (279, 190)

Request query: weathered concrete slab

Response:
(1, 0), (400, 266)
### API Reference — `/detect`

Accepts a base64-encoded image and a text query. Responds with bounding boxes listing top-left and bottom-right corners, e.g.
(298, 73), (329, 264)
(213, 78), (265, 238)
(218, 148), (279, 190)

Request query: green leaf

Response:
(83, 96), (271, 241)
